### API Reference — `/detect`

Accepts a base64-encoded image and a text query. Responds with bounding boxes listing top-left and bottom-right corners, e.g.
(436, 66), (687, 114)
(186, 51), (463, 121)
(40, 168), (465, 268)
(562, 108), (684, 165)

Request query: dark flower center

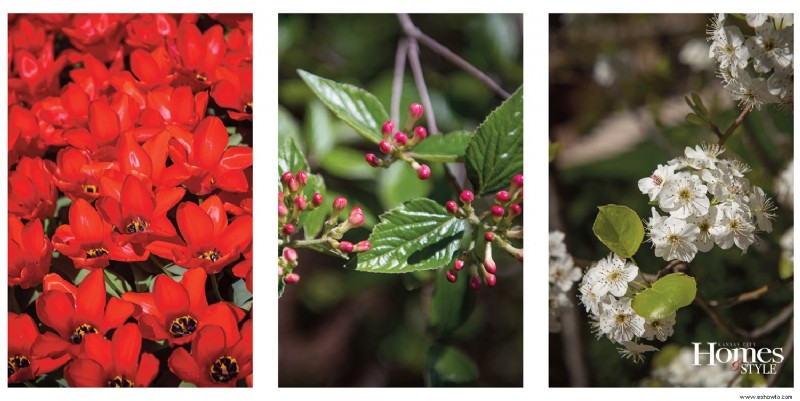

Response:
(108, 375), (134, 387)
(169, 315), (198, 338)
(8, 354), (31, 377)
(244, 102), (253, 114)
(209, 356), (239, 384)
(86, 247), (109, 259)
(125, 216), (149, 234)
(83, 184), (98, 194)
(198, 249), (221, 262)
(69, 323), (99, 344)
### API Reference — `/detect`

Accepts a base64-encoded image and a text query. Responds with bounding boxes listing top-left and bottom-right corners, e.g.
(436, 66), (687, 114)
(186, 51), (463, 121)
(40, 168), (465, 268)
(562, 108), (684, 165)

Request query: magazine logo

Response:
(693, 342), (784, 374)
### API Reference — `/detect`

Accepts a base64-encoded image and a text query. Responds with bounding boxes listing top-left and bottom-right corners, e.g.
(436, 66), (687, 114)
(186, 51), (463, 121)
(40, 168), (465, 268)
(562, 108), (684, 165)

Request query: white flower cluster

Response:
(708, 13), (794, 110)
(549, 231), (582, 333)
(638, 144), (775, 262)
(579, 253), (675, 362)
(645, 347), (744, 387)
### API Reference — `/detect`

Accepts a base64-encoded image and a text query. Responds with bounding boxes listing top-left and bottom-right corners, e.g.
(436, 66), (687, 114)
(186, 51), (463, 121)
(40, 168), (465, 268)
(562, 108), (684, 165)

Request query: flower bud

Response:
(485, 273), (497, 287)
(469, 276), (481, 291)
(445, 200), (458, 214)
(379, 140), (393, 155)
(354, 240), (371, 252)
(413, 126), (427, 141)
(491, 205), (505, 217)
(453, 259), (464, 271)
(284, 273), (300, 284)
(282, 224), (295, 236)
(296, 170), (308, 185)
(484, 259), (497, 274)
(283, 248), (297, 263)
(381, 120), (395, 136)
(459, 190), (474, 204)
(339, 241), (354, 253)
(294, 196), (307, 211)
(278, 191), (284, 201)
(496, 191), (510, 203)
(509, 204), (522, 216)
(446, 269), (457, 283)
(484, 231), (495, 242)
(366, 153), (382, 167)
(278, 266), (284, 277)
(348, 211), (365, 227)
(417, 164), (431, 180)
(351, 206), (363, 215)
(278, 203), (288, 217)
(288, 178), (299, 193)
(312, 193), (323, 207)
(408, 103), (424, 120)
(511, 174), (523, 189)
(333, 196), (348, 211)
(394, 132), (408, 146)
(281, 171), (294, 185)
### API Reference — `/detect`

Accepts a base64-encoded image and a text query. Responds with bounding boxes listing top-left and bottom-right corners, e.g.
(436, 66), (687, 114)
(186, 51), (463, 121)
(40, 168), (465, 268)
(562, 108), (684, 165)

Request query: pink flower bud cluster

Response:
(366, 103), (431, 180)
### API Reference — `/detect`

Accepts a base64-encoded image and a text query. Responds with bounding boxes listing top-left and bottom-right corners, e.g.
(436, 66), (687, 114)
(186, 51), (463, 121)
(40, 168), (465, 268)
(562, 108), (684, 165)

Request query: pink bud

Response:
(445, 200), (458, 214)
(288, 178), (299, 193)
(484, 232), (495, 242)
(413, 126), (427, 141)
(333, 196), (348, 211)
(511, 174), (523, 189)
(446, 269), (457, 283)
(339, 241), (355, 253)
(459, 190), (474, 203)
(351, 206), (363, 215)
(484, 259), (496, 274)
(453, 259), (464, 271)
(485, 273), (497, 287)
(312, 193), (323, 207)
(282, 224), (295, 236)
(349, 212), (365, 227)
(491, 205), (505, 217)
(408, 103), (424, 120)
(517, 190), (523, 202)
(394, 132), (408, 146)
(285, 273), (300, 284)
(278, 266), (284, 276)
(509, 204), (522, 216)
(417, 164), (431, 180)
(283, 248), (297, 263)
(294, 196), (307, 211)
(278, 191), (284, 201)
(379, 140), (393, 155)
(469, 277), (481, 291)
(281, 171), (294, 185)
(381, 120), (395, 136)
(296, 170), (308, 185)
(354, 240), (371, 252)
(366, 153), (381, 167)
(278, 203), (288, 217)
(496, 191), (510, 203)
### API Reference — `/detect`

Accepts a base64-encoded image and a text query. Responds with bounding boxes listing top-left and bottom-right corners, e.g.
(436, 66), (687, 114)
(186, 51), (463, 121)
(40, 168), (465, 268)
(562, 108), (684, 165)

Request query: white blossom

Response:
(638, 164), (677, 202)
(650, 216), (700, 262)
(687, 206), (718, 252)
(590, 253), (638, 298)
(710, 203), (756, 251)
(659, 174), (709, 218)
(599, 297), (645, 343)
(550, 255), (582, 292)
(618, 341), (659, 364)
(643, 313), (676, 342)
(748, 186), (776, 232)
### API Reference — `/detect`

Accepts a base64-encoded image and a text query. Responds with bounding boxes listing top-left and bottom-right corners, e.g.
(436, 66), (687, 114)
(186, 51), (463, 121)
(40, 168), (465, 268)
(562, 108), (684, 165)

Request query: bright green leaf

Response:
(298, 174), (327, 238)
(227, 133), (243, 147)
(465, 86), (523, 196)
(104, 269), (133, 297)
(632, 273), (697, 320)
(428, 267), (476, 338)
(549, 141), (562, 162)
(298, 69), (389, 144)
(278, 136), (309, 179)
(592, 204), (644, 259)
(426, 345), (479, 387)
(319, 146), (378, 180)
(179, 381), (197, 388)
(305, 100), (335, 160)
(232, 279), (252, 311)
(348, 199), (466, 273)
(279, 105), (304, 153)
(378, 162), (432, 210)
(409, 131), (473, 163)
(278, 277), (286, 298)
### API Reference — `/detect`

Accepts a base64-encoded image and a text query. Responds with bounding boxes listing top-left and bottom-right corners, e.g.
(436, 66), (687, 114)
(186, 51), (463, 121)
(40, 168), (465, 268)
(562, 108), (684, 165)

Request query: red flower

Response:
(52, 198), (148, 270)
(32, 269), (134, 359)
(147, 195), (252, 273)
(61, 14), (129, 63)
(45, 147), (107, 202)
(125, 14), (177, 49)
(129, 46), (175, 87)
(8, 157), (57, 220)
(232, 244), (253, 294)
(8, 312), (70, 383)
(168, 116), (253, 195)
(122, 268), (244, 346)
(115, 130), (191, 189)
(168, 319), (252, 387)
(211, 63), (252, 121)
(8, 216), (52, 289)
(62, 99), (123, 151)
(170, 23), (226, 89)
(9, 104), (47, 163)
(9, 39), (74, 104)
(138, 85), (208, 129)
(69, 53), (117, 100)
(64, 323), (159, 387)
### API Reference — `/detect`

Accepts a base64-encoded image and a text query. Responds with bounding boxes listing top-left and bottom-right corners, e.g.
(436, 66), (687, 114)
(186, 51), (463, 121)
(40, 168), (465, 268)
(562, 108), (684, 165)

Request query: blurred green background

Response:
(549, 14), (794, 387)
(278, 14), (523, 386)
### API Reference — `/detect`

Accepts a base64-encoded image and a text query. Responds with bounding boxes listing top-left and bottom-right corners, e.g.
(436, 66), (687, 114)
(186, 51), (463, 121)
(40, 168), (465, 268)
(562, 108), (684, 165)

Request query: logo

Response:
(693, 342), (784, 375)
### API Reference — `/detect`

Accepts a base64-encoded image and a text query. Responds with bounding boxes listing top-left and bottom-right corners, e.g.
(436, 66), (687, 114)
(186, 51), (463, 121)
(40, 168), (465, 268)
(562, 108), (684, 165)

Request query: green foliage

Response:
(549, 141), (562, 162)
(426, 345), (479, 386)
(592, 205), (645, 259)
(297, 175), (327, 239)
(632, 273), (697, 320)
(409, 131), (473, 163)
(465, 86), (523, 196)
(428, 266), (476, 338)
(349, 199), (466, 273)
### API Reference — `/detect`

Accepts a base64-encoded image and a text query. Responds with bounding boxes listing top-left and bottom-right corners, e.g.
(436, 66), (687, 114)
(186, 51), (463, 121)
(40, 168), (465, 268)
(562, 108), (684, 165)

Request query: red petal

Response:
(200, 195), (227, 239)
(31, 354), (71, 377)
(220, 146), (253, 170)
(102, 297), (134, 333)
(121, 292), (159, 319)
(81, 333), (112, 369)
(63, 128), (98, 152)
(143, 130), (170, 180)
(137, 314), (170, 342)
(146, 240), (188, 261)
(177, 201), (214, 248)
(31, 331), (72, 359)
(153, 274), (189, 320)
(193, 325), (226, 369)
(64, 359), (106, 387)
(61, 83), (89, 117)
(167, 347), (201, 384)
(69, 198), (104, 244)
(8, 312), (39, 353)
(118, 131), (153, 178)
(111, 323), (141, 378)
(120, 175), (156, 219)
(130, 49), (163, 85)
(177, 23), (204, 70)
(198, 303), (240, 347)
(180, 268), (208, 315)
(42, 272), (78, 296)
(135, 352), (160, 387)
(76, 269), (106, 326)
(202, 25), (226, 73)
(219, 215), (253, 254)
(170, 86), (194, 124)
(213, 169), (249, 193)
(210, 79), (242, 110)
(88, 100), (120, 145)
(36, 291), (76, 338)
(20, 219), (46, 259)
(153, 186), (185, 217)
(191, 116), (227, 170)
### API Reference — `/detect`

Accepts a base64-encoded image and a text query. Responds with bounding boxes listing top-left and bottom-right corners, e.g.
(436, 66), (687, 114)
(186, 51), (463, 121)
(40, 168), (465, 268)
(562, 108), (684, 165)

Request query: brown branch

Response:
(694, 293), (750, 340)
(406, 38), (438, 134)
(717, 106), (752, 146)
(709, 276), (793, 309)
(391, 39), (409, 124)
(397, 13), (511, 100)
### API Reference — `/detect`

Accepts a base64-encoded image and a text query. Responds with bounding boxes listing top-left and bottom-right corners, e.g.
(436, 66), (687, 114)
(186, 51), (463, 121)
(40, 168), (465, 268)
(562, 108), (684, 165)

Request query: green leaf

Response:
(179, 381), (197, 388)
(426, 345), (479, 387)
(319, 146), (378, 180)
(278, 136), (309, 179)
(279, 105), (304, 153)
(428, 267), (476, 338)
(298, 69), (389, 144)
(377, 161), (432, 210)
(409, 131), (473, 163)
(104, 269), (133, 297)
(549, 141), (562, 162)
(227, 133), (243, 147)
(298, 174), (327, 239)
(232, 279), (252, 311)
(305, 100), (335, 159)
(465, 86), (523, 196)
(349, 199), (466, 273)
(691, 93), (709, 117)
(685, 113), (707, 126)
(632, 273), (697, 320)
(278, 277), (286, 298)
(592, 204), (644, 259)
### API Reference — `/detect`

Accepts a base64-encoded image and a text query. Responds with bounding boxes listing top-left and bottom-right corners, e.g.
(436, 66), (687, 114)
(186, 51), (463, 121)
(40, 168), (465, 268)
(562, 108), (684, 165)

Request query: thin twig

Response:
(397, 14), (510, 100)
(391, 39), (409, 124)
(718, 106), (752, 145)
(406, 38), (438, 134)
(749, 304), (793, 339)
(694, 293), (749, 340)
(710, 276), (793, 309)
(767, 318), (793, 387)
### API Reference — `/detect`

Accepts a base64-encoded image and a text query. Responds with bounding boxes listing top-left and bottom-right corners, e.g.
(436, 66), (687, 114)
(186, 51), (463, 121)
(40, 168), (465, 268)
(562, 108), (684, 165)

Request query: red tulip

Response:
(170, 23), (227, 89)
(64, 323), (159, 387)
(8, 104), (47, 162)
(138, 85), (208, 129)
(8, 312), (70, 383)
(61, 14), (129, 63)
(125, 13), (177, 49)
(210, 63), (252, 121)
(232, 243), (253, 293)
(8, 157), (57, 220)
(8, 216), (52, 289)
(45, 147), (105, 202)
(147, 196), (252, 273)
(168, 319), (252, 387)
